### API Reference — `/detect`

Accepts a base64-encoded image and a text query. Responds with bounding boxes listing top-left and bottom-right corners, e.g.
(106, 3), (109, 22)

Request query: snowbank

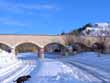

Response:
(0, 50), (18, 68)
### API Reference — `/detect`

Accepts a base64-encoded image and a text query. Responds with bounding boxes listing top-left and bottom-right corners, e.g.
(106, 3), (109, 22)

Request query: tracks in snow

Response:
(61, 60), (110, 83)
(0, 61), (36, 83)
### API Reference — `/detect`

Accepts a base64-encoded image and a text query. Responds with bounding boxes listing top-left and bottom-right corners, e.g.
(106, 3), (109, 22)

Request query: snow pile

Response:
(0, 50), (18, 68)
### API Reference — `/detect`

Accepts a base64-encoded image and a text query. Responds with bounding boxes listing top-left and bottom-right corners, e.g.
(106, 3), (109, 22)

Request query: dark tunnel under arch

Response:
(15, 42), (40, 55)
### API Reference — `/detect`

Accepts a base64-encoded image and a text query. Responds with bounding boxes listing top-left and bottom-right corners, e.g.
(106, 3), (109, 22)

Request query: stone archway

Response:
(0, 43), (11, 53)
(44, 43), (65, 54)
(44, 43), (65, 58)
(15, 42), (40, 57)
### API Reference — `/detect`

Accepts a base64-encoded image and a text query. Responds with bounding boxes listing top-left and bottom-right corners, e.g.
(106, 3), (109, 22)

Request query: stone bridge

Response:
(0, 34), (109, 58)
(0, 34), (65, 58)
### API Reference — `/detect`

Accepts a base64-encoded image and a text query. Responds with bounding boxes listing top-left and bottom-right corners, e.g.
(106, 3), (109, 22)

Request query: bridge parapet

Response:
(0, 34), (65, 58)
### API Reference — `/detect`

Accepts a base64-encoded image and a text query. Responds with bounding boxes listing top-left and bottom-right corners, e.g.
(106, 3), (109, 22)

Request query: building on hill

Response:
(82, 22), (110, 36)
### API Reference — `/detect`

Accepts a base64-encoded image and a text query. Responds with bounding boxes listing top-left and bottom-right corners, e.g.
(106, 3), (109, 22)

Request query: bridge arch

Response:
(44, 42), (65, 54)
(15, 42), (40, 55)
(14, 41), (41, 48)
(0, 43), (12, 53)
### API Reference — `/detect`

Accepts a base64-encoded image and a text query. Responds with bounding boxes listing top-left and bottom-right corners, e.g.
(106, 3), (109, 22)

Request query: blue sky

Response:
(0, 0), (110, 35)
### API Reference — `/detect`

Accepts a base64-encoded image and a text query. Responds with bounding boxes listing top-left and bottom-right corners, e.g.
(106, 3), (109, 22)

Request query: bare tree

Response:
(97, 35), (108, 53)
(62, 34), (74, 55)
(95, 31), (110, 56)
(63, 34), (74, 46)
(63, 35), (89, 53)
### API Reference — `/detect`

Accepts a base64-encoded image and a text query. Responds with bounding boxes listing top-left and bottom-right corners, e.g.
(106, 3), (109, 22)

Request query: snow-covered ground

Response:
(0, 50), (18, 68)
(62, 52), (110, 72)
(0, 51), (110, 83)
(60, 52), (110, 83)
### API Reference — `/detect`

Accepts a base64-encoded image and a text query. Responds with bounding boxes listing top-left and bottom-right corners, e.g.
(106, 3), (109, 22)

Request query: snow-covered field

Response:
(60, 52), (110, 83)
(0, 51), (110, 83)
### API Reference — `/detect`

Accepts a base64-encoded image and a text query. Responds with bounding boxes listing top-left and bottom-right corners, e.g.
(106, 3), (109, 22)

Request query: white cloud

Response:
(0, 1), (59, 14)
(0, 18), (29, 27)
(19, 4), (56, 10)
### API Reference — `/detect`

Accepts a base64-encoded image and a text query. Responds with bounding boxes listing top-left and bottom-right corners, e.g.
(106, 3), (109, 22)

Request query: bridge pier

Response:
(38, 48), (44, 58)
(11, 48), (16, 56)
